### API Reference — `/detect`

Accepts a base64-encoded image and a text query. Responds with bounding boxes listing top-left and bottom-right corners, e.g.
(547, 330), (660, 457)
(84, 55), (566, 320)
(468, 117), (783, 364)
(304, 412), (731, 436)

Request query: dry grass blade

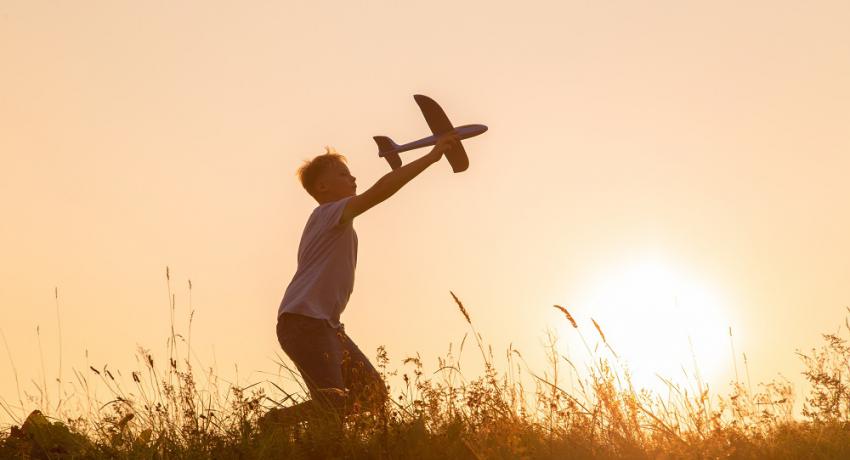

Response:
(553, 305), (578, 328)
(591, 318), (607, 344)
(591, 317), (619, 358)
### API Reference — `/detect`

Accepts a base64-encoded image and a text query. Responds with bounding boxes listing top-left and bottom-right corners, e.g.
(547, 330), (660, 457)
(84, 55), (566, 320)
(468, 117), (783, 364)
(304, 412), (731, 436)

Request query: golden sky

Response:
(2, 1), (849, 422)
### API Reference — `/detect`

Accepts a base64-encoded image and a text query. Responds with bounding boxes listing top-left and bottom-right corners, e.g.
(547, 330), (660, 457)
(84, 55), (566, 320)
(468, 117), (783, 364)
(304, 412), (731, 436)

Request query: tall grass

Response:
(2, 282), (850, 458)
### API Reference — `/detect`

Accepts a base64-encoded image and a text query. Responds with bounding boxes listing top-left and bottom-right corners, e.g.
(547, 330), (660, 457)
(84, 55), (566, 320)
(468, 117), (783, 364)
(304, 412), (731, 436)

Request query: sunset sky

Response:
(2, 1), (849, 423)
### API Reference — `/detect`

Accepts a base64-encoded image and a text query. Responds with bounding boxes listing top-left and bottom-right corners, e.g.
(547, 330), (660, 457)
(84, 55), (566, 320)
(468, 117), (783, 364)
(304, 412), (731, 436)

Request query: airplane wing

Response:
(443, 140), (469, 173)
(414, 94), (469, 172)
(414, 94), (454, 134)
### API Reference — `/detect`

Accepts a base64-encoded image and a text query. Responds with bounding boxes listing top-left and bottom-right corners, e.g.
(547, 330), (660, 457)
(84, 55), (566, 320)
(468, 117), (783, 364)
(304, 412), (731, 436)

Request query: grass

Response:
(2, 279), (850, 458)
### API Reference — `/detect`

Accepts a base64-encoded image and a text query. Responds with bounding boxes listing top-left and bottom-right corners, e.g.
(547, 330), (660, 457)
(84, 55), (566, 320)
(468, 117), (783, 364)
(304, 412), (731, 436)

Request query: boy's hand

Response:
(341, 133), (460, 222)
(427, 134), (460, 163)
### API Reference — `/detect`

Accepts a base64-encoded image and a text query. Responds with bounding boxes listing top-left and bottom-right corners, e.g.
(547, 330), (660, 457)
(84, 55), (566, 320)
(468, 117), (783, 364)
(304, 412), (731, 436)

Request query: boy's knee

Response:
(315, 387), (348, 414)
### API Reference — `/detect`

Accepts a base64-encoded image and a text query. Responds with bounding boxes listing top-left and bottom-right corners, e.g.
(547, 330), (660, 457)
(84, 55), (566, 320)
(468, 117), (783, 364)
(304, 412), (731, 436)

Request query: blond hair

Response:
(296, 146), (348, 199)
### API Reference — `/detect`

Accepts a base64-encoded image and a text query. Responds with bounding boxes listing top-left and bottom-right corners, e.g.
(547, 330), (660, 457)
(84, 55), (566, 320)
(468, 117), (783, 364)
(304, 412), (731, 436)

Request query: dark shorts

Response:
(276, 313), (386, 407)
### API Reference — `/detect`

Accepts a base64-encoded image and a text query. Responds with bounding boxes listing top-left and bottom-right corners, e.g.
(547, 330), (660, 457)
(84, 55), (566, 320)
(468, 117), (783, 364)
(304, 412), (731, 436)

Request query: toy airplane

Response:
(374, 94), (487, 173)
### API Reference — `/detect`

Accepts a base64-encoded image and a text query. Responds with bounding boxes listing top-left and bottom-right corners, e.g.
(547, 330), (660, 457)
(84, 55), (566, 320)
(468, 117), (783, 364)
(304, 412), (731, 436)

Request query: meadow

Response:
(2, 286), (850, 459)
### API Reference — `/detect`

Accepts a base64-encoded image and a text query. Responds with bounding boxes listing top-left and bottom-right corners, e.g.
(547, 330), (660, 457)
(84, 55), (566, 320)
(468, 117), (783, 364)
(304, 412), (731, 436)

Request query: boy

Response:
(267, 136), (458, 427)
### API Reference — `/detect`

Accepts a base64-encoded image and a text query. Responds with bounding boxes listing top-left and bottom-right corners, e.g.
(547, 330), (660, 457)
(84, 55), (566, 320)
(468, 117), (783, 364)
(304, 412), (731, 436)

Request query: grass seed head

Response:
(450, 291), (471, 324)
(553, 305), (578, 328)
(591, 318), (607, 344)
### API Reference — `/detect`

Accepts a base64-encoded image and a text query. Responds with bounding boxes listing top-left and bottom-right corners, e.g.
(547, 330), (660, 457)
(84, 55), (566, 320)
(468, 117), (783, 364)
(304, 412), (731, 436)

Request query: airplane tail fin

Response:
(373, 136), (402, 170)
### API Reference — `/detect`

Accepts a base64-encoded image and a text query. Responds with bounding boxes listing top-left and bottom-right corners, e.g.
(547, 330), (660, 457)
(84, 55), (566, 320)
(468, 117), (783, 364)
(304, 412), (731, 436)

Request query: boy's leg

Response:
(271, 314), (348, 424)
(338, 328), (389, 415)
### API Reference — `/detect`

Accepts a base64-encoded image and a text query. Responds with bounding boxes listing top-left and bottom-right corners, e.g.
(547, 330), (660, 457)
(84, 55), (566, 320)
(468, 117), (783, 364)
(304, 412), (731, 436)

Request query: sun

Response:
(559, 255), (733, 394)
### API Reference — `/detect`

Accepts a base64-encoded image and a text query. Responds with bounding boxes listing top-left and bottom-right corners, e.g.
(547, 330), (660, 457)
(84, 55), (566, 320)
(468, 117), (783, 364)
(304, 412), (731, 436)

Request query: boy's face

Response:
(315, 162), (357, 201)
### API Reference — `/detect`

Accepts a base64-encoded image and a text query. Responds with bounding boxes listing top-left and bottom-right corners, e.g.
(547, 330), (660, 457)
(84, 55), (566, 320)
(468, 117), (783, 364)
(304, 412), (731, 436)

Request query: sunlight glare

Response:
(562, 256), (732, 394)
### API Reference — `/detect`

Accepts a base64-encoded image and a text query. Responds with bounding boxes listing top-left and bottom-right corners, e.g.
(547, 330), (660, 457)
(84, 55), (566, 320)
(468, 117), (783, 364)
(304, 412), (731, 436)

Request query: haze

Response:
(2, 1), (849, 423)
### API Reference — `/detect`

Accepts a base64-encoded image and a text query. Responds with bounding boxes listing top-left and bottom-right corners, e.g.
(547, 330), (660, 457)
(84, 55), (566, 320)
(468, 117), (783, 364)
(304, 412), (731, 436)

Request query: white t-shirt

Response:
(278, 196), (357, 328)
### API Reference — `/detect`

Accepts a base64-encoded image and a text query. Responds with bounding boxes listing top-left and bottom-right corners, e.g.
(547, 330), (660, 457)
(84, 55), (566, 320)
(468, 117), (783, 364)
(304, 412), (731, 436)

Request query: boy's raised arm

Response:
(341, 136), (457, 222)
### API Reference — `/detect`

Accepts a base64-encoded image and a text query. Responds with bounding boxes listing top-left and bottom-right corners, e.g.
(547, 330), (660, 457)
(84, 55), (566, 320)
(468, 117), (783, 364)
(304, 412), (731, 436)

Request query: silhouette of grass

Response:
(3, 282), (850, 458)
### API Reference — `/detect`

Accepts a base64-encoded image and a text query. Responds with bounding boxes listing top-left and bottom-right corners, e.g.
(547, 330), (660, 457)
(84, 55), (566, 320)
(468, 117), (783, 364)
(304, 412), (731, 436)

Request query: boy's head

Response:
(296, 146), (357, 204)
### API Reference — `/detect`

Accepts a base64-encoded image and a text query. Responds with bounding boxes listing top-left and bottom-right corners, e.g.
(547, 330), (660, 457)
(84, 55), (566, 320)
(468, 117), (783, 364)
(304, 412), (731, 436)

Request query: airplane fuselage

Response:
(379, 124), (488, 157)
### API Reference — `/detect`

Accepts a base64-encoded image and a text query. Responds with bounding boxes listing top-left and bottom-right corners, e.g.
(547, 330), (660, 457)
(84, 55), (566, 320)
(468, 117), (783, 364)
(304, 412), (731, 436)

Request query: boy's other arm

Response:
(341, 137), (457, 222)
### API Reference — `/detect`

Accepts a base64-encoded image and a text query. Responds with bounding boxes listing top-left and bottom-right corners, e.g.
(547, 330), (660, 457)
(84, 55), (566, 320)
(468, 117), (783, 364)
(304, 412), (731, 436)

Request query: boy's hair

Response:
(296, 146), (348, 199)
